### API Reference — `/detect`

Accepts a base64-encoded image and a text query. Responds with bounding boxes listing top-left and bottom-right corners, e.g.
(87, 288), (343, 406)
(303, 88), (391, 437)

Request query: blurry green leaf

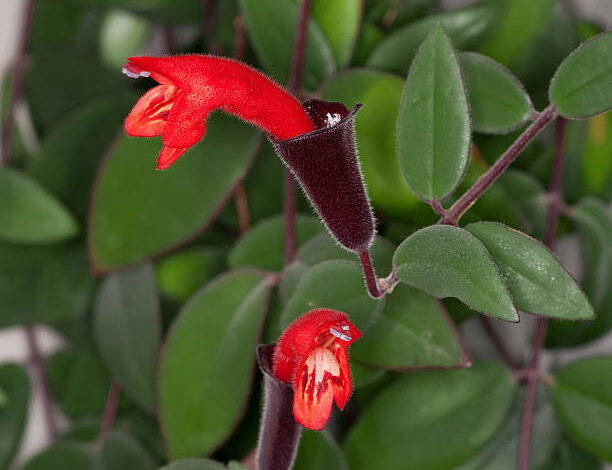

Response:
(94, 264), (160, 412)
(156, 247), (227, 301)
(553, 357), (612, 462)
(0, 242), (95, 327)
(294, 431), (348, 470)
(550, 33), (612, 119)
(0, 168), (78, 244)
(499, 170), (547, 239)
(344, 362), (516, 470)
(466, 222), (594, 320)
(479, 0), (554, 66)
(581, 113), (612, 199)
(351, 22), (383, 67)
(116, 410), (166, 463)
(47, 348), (111, 418)
(228, 214), (322, 272)
(159, 271), (271, 459)
(397, 26), (470, 201)
(352, 284), (469, 369)
(459, 52), (532, 134)
(159, 459), (226, 470)
(228, 462), (249, 470)
(367, 2), (501, 75)
(0, 389), (6, 408)
(100, 9), (150, 70)
(351, 362), (386, 389)
(546, 435), (603, 470)
(238, 0), (335, 90)
(311, 0), (361, 67)
(95, 432), (156, 470)
(322, 70), (429, 220)
(281, 260), (383, 330)
(279, 261), (309, 305)
(29, 97), (133, 220)
(0, 365), (30, 470)
(393, 225), (518, 322)
(22, 442), (92, 470)
(89, 114), (259, 272)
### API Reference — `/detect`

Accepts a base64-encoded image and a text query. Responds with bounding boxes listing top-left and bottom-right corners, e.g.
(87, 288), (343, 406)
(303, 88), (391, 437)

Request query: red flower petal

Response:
(157, 146), (188, 170)
(162, 92), (213, 149)
(332, 345), (351, 410)
(124, 84), (177, 137)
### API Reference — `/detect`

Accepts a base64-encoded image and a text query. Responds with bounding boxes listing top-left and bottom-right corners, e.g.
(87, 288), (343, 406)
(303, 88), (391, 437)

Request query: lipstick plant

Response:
(2, 2), (612, 470)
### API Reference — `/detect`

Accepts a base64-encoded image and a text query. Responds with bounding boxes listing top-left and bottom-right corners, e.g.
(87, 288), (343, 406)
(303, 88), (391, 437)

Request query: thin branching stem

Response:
(479, 317), (520, 370)
(98, 381), (121, 443)
(359, 250), (384, 298)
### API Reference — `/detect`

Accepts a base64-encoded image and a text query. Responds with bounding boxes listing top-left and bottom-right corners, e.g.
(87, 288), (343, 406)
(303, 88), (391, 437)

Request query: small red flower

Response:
(122, 55), (315, 170)
(273, 309), (361, 430)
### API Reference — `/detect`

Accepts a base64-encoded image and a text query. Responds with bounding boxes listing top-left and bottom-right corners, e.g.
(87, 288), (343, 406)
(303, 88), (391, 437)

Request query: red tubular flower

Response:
(122, 55), (314, 170)
(273, 309), (361, 430)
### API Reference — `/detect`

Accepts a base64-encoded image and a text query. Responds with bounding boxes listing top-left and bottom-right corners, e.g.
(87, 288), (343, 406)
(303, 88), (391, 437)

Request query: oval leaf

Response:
(159, 271), (272, 459)
(553, 357), (612, 462)
(89, 114), (259, 272)
(393, 225), (518, 322)
(95, 431), (157, 470)
(466, 222), (594, 320)
(94, 263), (161, 412)
(396, 25), (471, 201)
(352, 283), (469, 369)
(550, 32), (612, 119)
(311, 0), (361, 67)
(0, 168), (78, 244)
(22, 443), (92, 470)
(344, 362), (516, 470)
(459, 52), (532, 134)
(294, 431), (348, 470)
(0, 364), (30, 470)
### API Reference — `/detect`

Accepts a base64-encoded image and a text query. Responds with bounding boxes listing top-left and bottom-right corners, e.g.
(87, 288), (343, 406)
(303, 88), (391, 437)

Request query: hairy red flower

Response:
(273, 309), (361, 430)
(122, 55), (314, 170)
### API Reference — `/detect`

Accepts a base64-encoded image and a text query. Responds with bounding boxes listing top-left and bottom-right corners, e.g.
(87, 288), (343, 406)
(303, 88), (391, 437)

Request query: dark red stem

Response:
(359, 250), (384, 298)
(1, 0), (35, 165)
(441, 106), (558, 225)
(478, 316), (520, 370)
(98, 381), (121, 442)
(517, 117), (566, 470)
(24, 325), (58, 440)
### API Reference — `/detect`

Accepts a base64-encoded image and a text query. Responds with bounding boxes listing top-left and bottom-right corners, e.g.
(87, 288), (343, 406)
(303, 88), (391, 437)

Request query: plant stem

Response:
(441, 106), (558, 225)
(98, 381), (121, 442)
(359, 250), (384, 298)
(478, 317), (520, 370)
(284, 0), (313, 265)
(24, 325), (58, 440)
(1, 0), (35, 166)
(517, 117), (566, 470)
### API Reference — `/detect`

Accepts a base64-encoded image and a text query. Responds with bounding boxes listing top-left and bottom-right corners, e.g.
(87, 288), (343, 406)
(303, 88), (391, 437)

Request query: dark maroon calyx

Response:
(303, 99), (350, 129)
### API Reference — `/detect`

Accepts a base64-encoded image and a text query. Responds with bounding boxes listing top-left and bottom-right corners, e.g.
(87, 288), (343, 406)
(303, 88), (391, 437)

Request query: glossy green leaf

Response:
(95, 432), (156, 470)
(89, 114), (259, 272)
(396, 25), (471, 201)
(367, 3), (501, 75)
(28, 97), (133, 220)
(0, 168), (78, 244)
(311, 0), (361, 67)
(0, 365), (30, 470)
(344, 362), (516, 470)
(229, 214), (322, 272)
(100, 9), (150, 69)
(156, 247), (227, 301)
(159, 271), (271, 459)
(94, 263), (161, 412)
(322, 70), (428, 220)
(281, 260), (383, 330)
(22, 442), (92, 470)
(553, 357), (612, 461)
(467, 222), (594, 320)
(238, 0), (335, 90)
(294, 431), (348, 470)
(352, 283), (469, 369)
(159, 459), (226, 470)
(393, 225), (518, 322)
(550, 32), (612, 119)
(459, 52), (532, 134)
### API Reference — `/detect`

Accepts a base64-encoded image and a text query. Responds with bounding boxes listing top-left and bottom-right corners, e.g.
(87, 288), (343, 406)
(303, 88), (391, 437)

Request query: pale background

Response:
(0, 0), (611, 467)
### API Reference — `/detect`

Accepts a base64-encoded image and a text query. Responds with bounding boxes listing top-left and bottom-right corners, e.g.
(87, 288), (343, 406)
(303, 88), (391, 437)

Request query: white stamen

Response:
(330, 327), (352, 342)
(342, 325), (350, 331)
(122, 67), (140, 79)
(140, 71), (151, 77)
(325, 112), (342, 127)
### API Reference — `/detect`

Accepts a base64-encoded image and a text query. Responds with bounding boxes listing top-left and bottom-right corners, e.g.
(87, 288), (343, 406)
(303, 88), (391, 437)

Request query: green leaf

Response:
(294, 431), (348, 470)
(159, 271), (272, 459)
(238, 0), (335, 90)
(0, 365), (30, 470)
(100, 9), (150, 70)
(546, 435), (603, 470)
(94, 263), (161, 412)
(159, 459), (226, 470)
(499, 170), (548, 239)
(321, 70), (429, 221)
(459, 52), (532, 134)
(0, 168), (78, 244)
(311, 0), (361, 67)
(155, 247), (227, 301)
(344, 362), (516, 470)
(550, 32), (612, 118)
(466, 222), (594, 320)
(28, 95), (134, 220)
(0, 388), (6, 408)
(95, 432), (156, 470)
(367, 2), (501, 75)
(396, 25), (471, 201)
(89, 114), (259, 272)
(352, 283), (469, 369)
(393, 225), (518, 322)
(228, 462), (249, 470)
(22, 442), (92, 470)
(228, 214), (322, 272)
(280, 260), (383, 330)
(553, 357), (612, 462)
